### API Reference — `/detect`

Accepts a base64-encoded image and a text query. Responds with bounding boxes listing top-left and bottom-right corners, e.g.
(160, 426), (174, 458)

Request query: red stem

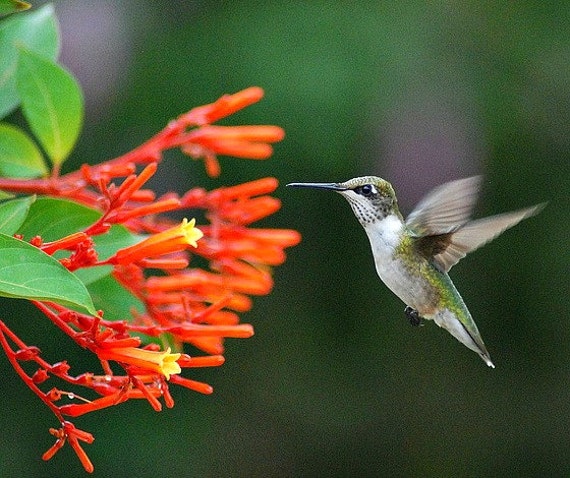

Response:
(0, 320), (65, 422)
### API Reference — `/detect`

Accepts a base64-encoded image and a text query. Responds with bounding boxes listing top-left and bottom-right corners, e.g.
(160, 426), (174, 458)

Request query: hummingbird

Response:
(287, 176), (546, 367)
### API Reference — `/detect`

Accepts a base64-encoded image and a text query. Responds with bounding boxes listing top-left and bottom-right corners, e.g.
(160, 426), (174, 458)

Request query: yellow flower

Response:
(179, 218), (204, 247)
(97, 346), (182, 380)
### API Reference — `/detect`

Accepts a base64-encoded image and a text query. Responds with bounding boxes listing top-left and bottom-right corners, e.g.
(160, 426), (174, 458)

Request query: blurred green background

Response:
(1, 2), (569, 477)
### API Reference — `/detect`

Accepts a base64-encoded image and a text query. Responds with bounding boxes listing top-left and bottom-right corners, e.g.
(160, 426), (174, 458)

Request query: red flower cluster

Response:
(0, 87), (300, 472)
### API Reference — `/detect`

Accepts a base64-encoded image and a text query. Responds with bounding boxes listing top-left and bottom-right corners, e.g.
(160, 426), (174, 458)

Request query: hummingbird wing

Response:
(406, 176), (545, 272)
(427, 204), (546, 272)
(405, 176), (483, 235)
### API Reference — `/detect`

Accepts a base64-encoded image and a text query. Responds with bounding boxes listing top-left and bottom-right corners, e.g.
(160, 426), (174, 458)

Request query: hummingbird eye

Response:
(356, 184), (376, 197)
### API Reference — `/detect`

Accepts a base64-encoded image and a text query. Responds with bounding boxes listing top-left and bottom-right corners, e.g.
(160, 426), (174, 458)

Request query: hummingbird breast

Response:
(375, 255), (440, 314)
(363, 215), (439, 313)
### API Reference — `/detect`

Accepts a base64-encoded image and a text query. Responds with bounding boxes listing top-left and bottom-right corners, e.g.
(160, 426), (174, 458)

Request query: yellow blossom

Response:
(179, 218), (204, 247)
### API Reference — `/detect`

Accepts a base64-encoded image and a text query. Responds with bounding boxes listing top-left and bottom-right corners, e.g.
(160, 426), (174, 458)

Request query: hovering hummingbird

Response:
(287, 176), (546, 367)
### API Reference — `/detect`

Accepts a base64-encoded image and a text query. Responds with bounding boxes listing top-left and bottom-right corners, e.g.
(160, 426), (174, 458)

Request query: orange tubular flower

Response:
(181, 126), (285, 178)
(183, 125), (285, 159)
(171, 88), (284, 178)
(96, 346), (182, 380)
(43, 422), (95, 473)
(180, 86), (265, 126)
(108, 218), (203, 265)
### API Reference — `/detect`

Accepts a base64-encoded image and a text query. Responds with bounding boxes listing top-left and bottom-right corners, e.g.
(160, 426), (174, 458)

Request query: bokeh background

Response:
(1, 2), (569, 477)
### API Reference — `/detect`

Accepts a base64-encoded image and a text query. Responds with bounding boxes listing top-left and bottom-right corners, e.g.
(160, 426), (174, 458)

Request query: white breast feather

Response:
(362, 215), (424, 307)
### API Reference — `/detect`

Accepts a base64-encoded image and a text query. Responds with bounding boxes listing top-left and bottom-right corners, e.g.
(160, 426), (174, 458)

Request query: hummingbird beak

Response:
(286, 182), (347, 191)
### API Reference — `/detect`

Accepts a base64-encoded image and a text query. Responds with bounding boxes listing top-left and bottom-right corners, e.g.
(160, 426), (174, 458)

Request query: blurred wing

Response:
(430, 203), (546, 272)
(405, 176), (482, 235)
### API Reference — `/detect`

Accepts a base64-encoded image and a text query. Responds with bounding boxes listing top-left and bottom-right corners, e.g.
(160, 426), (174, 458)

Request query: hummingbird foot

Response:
(404, 306), (424, 327)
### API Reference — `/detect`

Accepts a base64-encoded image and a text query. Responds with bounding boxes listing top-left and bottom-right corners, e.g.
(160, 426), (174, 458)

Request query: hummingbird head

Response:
(287, 176), (400, 225)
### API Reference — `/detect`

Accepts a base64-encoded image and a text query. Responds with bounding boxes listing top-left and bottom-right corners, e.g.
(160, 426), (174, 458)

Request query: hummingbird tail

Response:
(479, 352), (495, 368)
(432, 309), (495, 368)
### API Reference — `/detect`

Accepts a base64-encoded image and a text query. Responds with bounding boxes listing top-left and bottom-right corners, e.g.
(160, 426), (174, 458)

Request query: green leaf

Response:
(87, 274), (164, 346)
(16, 48), (83, 165)
(17, 196), (141, 247)
(17, 196), (99, 241)
(17, 196), (143, 285)
(0, 123), (47, 177)
(0, 233), (97, 314)
(0, 194), (34, 234)
(0, 0), (31, 16)
(0, 4), (58, 118)
(88, 274), (144, 322)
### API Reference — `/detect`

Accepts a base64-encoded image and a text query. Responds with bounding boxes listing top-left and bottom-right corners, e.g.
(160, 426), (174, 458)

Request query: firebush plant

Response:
(0, 4), (299, 472)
